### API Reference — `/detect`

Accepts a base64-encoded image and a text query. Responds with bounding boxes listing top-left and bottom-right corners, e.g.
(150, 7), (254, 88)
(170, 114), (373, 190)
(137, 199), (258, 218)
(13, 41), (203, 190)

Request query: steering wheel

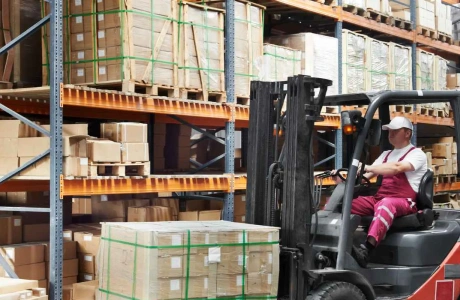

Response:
(334, 166), (372, 186)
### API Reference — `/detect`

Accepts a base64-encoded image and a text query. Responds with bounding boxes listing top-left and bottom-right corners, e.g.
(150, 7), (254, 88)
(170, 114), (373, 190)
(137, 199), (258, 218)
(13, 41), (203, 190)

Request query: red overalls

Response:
(351, 147), (418, 244)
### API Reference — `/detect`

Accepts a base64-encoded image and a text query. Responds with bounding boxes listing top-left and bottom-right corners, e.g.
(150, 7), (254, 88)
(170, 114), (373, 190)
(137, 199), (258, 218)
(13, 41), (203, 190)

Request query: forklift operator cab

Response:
(246, 76), (460, 300)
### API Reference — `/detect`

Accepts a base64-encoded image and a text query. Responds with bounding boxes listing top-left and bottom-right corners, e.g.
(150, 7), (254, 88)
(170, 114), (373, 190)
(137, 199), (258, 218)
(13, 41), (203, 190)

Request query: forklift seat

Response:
(360, 169), (435, 230)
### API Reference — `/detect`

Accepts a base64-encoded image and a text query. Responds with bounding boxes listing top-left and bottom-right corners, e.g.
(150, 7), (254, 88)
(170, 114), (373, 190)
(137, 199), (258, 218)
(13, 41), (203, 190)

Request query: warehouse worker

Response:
(332, 116), (427, 268)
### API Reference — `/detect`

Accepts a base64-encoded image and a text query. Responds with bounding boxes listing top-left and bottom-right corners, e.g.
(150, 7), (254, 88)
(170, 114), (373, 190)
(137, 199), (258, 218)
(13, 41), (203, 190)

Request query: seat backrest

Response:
(417, 169), (434, 210)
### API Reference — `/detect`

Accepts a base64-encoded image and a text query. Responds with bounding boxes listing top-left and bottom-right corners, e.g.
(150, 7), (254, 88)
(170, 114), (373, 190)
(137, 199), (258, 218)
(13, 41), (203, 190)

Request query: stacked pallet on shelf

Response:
(416, 0), (436, 38)
(423, 137), (458, 178)
(434, 0), (453, 42)
(452, 4), (460, 42)
(97, 221), (279, 299)
(366, 38), (390, 91)
(42, 0), (179, 96)
(257, 44), (301, 82)
(267, 32), (339, 96)
(342, 29), (367, 94)
(389, 43), (412, 90)
(178, 2), (225, 102)
(416, 49), (435, 90)
(194, 0), (264, 103)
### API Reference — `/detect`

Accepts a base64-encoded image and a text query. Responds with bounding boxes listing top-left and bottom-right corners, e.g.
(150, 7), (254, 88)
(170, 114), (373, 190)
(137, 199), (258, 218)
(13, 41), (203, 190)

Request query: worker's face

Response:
(388, 128), (411, 146)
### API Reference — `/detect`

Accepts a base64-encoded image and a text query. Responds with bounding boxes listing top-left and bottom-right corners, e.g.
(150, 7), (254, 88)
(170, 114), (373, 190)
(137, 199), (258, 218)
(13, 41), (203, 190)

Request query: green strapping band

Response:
(98, 288), (277, 300)
(242, 229), (246, 297)
(100, 236), (278, 248)
(263, 52), (301, 62)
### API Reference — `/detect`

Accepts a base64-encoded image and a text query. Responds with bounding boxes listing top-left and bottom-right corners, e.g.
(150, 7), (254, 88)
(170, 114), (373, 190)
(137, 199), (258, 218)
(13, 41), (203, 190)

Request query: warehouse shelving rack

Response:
(0, 0), (460, 298)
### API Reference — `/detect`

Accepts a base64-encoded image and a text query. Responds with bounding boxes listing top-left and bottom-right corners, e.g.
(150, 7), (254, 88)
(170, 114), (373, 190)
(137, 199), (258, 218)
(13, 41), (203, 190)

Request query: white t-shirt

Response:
(372, 144), (428, 192)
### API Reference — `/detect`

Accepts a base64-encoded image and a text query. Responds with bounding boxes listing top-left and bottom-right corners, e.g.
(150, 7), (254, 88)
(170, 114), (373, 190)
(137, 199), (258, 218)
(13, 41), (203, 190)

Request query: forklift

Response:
(246, 75), (460, 299)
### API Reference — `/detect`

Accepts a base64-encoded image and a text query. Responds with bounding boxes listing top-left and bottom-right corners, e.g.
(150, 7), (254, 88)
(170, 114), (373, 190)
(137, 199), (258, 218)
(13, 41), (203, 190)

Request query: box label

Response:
(63, 232), (71, 238)
(208, 247), (221, 263)
(170, 279), (180, 291)
(80, 158), (88, 166)
(99, 66), (106, 75)
(98, 30), (105, 39)
(98, 14), (104, 21)
(77, 69), (84, 77)
(84, 255), (93, 262)
(171, 235), (181, 246)
(14, 219), (21, 226)
(78, 51), (84, 60)
(76, 16), (82, 24)
(77, 34), (84, 42)
(101, 195), (108, 202)
(238, 232), (248, 244)
(204, 277), (208, 289)
(269, 253), (273, 264)
(84, 274), (93, 281)
(171, 257), (181, 268)
(238, 255), (247, 266)
(84, 235), (92, 241)
(75, 0), (82, 6)
(236, 275), (243, 286)
(268, 274), (272, 284)
(98, 49), (106, 57)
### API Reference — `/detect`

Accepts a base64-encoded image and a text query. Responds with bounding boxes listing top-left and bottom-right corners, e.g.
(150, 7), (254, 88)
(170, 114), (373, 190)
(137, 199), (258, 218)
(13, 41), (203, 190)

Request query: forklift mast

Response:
(246, 75), (332, 299)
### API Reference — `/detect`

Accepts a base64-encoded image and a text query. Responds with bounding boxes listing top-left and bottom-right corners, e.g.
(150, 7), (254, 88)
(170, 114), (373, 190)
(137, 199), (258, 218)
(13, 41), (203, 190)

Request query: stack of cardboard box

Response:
(97, 221), (279, 299)
(0, 244), (46, 286)
(72, 226), (101, 283)
(64, 280), (99, 300)
(434, 0), (453, 36)
(0, 278), (48, 299)
(165, 124), (192, 170)
(425, 137), (458, 175)
(153, 124), (167, 172)
(43, 241), (79, 288)
(127, 206), (173, 222)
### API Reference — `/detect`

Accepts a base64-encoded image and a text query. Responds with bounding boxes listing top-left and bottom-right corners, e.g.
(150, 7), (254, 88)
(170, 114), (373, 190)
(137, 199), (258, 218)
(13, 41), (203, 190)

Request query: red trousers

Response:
(351, 196), (417, 244)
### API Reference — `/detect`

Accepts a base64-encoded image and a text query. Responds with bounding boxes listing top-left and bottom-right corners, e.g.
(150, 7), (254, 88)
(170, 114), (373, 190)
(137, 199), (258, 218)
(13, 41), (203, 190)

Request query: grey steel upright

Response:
(224, 0), (236, 221)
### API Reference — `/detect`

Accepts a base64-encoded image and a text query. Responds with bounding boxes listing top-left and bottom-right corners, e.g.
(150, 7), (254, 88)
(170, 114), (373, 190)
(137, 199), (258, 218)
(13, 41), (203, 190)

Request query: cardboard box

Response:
(433, 143), (452, 159)
(79, 273), (97, 282)
(87, 140), (121, 163)
(72, 198), (92, 214)
(178, 211), (199, 221)
(43, 241), (77, 262)
(127, 206), (172, 222)
(101, 123), (147, 143)
(19, 157), (50, 177)
(63, 157), (88, 177)
(186, 200), (209, 211)
(234, 215), (246, 223)
(0, 157), (19, 176)
(63, 135), (89, 157)
(234, 194), (246, 216)
(199, 210), (221, 221)
(74, 232), (100, 255)
(78, 253), (96, 274)
(0, 138), (18, 157)
(23, 224), (49, 243)
(0, 278), (38, 294)
(91, 199), (126, 222)
(0, 120), (38, 138)
(151, 198), (179, 217)
(121, 143), (149, 162)
(73, 280), (99, 300)
(18, 138), (50, 157)
(247, 273), (278, 296)
(63, 276), (77, 286)
(63, 285), (73, 300)
(63, 259), (79, 278)
(0, 262), (46, 280)
(0, 243), (45, 266)
(38, 279), (47, 289)
(40, 124), (88, 137)
(0, 216), (22, 245)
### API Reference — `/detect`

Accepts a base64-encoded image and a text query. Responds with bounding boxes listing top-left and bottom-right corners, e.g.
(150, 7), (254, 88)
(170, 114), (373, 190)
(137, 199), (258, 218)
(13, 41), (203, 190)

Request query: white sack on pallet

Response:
(257, 44), (302, 82)
(390, 44), (412, 90)
(368, 39), (390, 91)
(343, 30), (366, 94)
(267, 33), (338, 95)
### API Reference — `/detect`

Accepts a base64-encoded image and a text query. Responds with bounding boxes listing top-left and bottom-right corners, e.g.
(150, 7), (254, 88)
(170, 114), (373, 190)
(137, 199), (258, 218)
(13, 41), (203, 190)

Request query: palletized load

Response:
(97, 221), (280, 299)
(389, 43), (412, 90)
(257, 44), (301, 82)
(366, 38), (390, 91)
(342, 29), (367, 94)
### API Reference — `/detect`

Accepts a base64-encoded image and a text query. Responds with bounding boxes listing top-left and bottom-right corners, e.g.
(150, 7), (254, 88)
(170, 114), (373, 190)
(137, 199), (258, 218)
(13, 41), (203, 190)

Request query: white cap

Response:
(382, 116), (413, 131)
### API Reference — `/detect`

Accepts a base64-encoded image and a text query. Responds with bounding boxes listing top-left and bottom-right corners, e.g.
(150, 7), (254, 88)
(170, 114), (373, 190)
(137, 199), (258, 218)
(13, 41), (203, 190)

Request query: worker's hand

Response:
(330, 169), (343, 184)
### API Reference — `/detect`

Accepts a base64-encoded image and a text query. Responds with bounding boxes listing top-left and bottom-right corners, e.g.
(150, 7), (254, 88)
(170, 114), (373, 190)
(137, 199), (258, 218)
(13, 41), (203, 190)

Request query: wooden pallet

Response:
(434, 175), (457, 184)
(79, 81), (181, 97)
(366, 9), (393, 25)
(393, 17), (412, 31)
(179, 88), (227, 102)
(321, 106), (339, 114)
(416, 25), (437, 39)
(416, 105), (442, 117)
(433, 202), (454, 209)
(237, 96), (250, 105)
(343, 4), (367, 16)
(437, 32), (453, 45)
(89, 162), (150, 177)
(391, 105), (413, 114)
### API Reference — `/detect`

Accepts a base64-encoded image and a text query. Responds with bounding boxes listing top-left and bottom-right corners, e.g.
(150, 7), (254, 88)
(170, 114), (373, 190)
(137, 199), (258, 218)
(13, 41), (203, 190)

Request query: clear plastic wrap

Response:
(435, 55), (448, 90)
(343, 0), (365, 9)
(416, 50), (435, 90)
(97, 221), (280, 300)
(390, 43), (412, 90)
(368, 39), (390, 91)
(257, 44), (301, 82)
(178, 3), (225, 93)
(343, 30), (366, 93)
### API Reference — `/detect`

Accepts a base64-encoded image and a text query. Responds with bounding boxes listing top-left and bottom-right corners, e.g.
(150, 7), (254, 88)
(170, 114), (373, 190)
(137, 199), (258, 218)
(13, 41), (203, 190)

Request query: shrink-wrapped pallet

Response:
(178, 2), (225, 94)
(267, 33), (338, 95)
(416, 50), (435, 90)
(366, 38), (390, 91)
(435, 55), (448, 90)
(342, 30), (367, 94)
(389, 43), (412, 90)
(97, 221), (280, 299)
(257, 44), (301, 81)
(42, 0), (179, 89)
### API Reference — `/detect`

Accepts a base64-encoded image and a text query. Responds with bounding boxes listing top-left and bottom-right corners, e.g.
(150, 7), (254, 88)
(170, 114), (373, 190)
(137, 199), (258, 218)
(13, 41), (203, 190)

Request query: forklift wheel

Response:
(307, 282), (366, 300)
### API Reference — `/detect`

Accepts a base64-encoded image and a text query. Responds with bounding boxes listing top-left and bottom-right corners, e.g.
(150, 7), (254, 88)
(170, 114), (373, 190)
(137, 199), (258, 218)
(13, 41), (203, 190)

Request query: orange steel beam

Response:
(435, 181), (460, 193)
(0, 179), (49, 192)
(62, 175), (247, 196)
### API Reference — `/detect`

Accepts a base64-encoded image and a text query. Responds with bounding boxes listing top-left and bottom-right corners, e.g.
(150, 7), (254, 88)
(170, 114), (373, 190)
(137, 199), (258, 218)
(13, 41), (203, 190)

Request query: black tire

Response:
(306, 281), (367, 300)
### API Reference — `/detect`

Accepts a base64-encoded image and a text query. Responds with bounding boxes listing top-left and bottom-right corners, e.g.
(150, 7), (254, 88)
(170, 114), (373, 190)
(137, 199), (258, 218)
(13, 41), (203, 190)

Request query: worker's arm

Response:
(365, 161), (414, 176)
